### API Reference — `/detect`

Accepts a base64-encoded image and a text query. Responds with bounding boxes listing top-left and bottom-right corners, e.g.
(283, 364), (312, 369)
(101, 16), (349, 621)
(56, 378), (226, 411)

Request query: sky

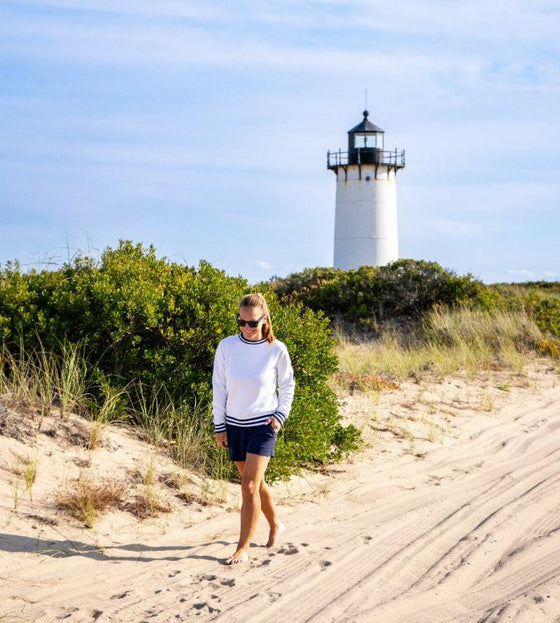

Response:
(1, 0), (559, 284)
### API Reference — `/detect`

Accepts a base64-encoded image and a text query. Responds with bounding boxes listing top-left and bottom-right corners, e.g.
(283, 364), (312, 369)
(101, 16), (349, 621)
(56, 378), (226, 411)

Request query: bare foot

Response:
(266, 521), (285, 548)
(223, 549), (249, 565)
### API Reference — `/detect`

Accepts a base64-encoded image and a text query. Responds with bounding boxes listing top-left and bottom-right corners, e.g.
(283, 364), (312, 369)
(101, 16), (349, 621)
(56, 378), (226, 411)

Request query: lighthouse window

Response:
(355, 135), (369, 148)
(355, 134), (383, 149)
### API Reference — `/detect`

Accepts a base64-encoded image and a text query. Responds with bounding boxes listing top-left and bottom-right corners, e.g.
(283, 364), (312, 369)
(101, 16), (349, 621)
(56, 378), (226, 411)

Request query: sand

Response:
(1, 363), (559, 622)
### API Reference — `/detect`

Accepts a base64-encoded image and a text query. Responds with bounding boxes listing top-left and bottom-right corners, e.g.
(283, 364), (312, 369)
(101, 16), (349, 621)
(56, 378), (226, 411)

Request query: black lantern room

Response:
(347, 110), (385, 165)
(327, 110), (405, 171)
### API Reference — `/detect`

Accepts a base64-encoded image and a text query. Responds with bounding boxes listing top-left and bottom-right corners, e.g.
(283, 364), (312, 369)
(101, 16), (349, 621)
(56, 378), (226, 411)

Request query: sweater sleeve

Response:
(272, 344), (295, 427)
(212, 342), (227, 433)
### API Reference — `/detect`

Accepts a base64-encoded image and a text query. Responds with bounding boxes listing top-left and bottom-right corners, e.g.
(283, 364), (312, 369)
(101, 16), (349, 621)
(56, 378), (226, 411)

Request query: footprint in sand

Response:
(192, 573), (218, 584)
(278, 544), (299, 555)
(192, 602), (221, 615)
(267, 592), (282, 602)
(220, 578), (236, 587)
(110, 590), (131, 600)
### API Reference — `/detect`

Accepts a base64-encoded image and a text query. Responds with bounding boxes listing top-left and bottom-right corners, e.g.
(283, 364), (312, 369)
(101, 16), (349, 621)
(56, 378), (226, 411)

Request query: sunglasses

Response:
(237, 314), (265, 328)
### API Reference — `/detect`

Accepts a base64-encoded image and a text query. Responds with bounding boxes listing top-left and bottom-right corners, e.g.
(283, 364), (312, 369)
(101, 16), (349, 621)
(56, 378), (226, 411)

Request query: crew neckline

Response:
(238, 334), (267, 345)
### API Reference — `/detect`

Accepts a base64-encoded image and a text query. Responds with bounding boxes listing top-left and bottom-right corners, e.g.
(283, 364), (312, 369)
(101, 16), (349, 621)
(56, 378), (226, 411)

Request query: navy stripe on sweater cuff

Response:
(272, 411), (286, 426)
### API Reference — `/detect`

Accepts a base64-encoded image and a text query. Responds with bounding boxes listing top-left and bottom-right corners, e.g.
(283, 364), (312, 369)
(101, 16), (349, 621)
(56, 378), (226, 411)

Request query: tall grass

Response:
(0, 341), (90, 418)
(57, 341), (88, 418)
(0, 339), (230, 479)
(336, 307), (544, 380)
(0, 342), (35, 408)
(128, 383), (232, 479)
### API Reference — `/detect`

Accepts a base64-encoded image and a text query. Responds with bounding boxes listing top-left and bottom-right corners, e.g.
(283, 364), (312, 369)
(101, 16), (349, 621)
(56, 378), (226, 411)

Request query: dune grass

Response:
(335, 306), (546, 382)
(1, 306), (555, 490)
(56, 474), (126, 528)
(0, 341), (225, 479)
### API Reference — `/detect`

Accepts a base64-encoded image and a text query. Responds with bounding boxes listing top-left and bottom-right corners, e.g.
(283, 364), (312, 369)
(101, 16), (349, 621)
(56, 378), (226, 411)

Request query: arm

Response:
(212, 342), (228, 443)
(268, 345), (295, 431)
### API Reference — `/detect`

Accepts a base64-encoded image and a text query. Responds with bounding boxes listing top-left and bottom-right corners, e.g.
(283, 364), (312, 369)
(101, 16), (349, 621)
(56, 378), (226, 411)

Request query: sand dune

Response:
(1, 366), (559, 622)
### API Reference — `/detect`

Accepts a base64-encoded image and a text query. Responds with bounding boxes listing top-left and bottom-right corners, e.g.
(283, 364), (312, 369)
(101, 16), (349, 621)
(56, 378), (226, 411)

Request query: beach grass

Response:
(334, 306), (545, 383)
(56, 474), (126, 528)
(1, 305), (556, 497)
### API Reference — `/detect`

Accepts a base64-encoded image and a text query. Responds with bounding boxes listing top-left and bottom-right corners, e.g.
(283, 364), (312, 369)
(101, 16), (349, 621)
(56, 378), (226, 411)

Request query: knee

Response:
(241, 479), (260, 499)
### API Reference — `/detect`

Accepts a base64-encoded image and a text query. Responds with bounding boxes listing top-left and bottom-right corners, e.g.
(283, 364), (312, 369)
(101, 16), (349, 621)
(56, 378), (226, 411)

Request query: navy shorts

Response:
(226, 423), (277, 462)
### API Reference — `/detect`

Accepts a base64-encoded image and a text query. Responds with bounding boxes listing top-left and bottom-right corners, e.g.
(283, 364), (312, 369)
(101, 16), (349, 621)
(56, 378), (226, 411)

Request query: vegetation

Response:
(268, 260), (484, 330)
(335, 306), (548, 384)
(489, 282), (560, 338)
(268, 260), (560, 342)
(56, 475), (126, 528)
(1, 245), (558, 489)
(0, 241), (359, 482)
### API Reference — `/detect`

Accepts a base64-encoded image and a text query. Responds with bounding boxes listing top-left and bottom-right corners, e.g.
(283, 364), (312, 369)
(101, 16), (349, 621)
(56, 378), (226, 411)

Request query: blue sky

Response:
(1, 0), (559, 284)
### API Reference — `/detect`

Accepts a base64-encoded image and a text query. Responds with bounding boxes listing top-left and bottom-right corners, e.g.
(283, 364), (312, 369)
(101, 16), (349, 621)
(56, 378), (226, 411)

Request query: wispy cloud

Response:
(0, 13), (461, 75)
(11, 0), (228, 21)
(431, 218), (480, 239)
(506, 269), (537, 280)
(1, 0), (558, 284)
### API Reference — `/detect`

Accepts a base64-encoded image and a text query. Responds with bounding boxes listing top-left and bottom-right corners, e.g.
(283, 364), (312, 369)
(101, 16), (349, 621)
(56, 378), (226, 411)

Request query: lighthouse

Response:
(327, 111), (405, 270)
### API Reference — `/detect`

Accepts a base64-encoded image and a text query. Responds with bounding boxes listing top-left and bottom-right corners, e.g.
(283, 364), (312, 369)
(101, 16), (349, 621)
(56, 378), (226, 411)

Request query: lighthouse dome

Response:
(348, 110), (384, 135)
(347, 110), (385, 162)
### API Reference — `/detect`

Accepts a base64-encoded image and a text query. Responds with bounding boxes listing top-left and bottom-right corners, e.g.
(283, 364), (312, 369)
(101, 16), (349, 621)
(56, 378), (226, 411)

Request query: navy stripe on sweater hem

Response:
(215, 412), (288, 433)
(225, 414), (275, 428)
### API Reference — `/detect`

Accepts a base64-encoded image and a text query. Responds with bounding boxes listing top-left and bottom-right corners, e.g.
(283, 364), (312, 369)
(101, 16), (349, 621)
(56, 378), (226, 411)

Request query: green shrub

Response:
(531, 299), (560, 337)
(491, 282), (560, 338)
(0, 241), (360, 481)
(269, 259), (482, 329)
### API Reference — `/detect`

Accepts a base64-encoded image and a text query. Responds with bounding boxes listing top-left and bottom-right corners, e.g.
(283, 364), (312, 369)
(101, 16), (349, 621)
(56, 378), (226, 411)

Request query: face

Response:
(238, 306), (265, 341)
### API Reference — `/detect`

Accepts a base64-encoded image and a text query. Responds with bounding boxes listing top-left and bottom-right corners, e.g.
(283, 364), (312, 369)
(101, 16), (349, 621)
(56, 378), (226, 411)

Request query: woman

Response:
(212, 293), (295, 565)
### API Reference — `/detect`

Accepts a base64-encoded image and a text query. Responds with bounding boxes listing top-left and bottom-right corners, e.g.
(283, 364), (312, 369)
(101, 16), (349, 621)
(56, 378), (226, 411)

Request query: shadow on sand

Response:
(0, 533), (229, 563)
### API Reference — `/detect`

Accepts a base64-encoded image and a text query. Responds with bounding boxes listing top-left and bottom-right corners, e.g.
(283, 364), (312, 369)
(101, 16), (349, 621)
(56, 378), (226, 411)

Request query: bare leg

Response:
(259, 480), (284, 547)
(224, 453), (270, 565)
(233, 461), (283, 547)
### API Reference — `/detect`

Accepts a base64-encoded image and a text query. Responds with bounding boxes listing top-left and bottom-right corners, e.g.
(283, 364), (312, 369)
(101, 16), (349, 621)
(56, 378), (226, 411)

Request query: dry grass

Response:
(174, 490), (210, 507)
(331, 371), (400, 395)
(19, 452), (39, 500)
(56, 475), (126, 528)
(333, 307), (557, 464)
(335, 307), (544, 382)
(158, 471), (212, 506)
(121, 492), (171, 519)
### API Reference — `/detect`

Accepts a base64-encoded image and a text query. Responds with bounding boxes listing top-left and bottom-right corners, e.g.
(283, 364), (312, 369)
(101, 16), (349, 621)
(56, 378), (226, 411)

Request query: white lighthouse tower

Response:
(328, 111), (405, 269)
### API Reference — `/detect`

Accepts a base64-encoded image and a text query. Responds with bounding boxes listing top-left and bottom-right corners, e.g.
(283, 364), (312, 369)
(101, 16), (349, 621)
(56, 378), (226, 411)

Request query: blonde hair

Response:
(239, 293), (275, 344)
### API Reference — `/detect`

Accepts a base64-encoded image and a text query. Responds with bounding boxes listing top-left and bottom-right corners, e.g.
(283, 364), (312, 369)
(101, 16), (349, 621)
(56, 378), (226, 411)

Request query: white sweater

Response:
(212, 334), (295, 433)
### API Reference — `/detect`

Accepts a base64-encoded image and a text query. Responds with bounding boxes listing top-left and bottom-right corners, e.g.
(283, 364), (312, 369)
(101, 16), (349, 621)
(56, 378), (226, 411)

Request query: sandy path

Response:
(2, 377), (560, 622)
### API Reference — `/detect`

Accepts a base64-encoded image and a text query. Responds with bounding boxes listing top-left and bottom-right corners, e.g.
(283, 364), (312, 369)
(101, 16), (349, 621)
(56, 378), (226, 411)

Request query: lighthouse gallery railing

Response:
(327, 148), (405, 169)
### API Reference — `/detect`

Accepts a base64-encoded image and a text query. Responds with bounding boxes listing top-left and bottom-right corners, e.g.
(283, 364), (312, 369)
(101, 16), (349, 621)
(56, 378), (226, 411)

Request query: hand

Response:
(215, 432), (228, 448)
(266, 417), (281, 433)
